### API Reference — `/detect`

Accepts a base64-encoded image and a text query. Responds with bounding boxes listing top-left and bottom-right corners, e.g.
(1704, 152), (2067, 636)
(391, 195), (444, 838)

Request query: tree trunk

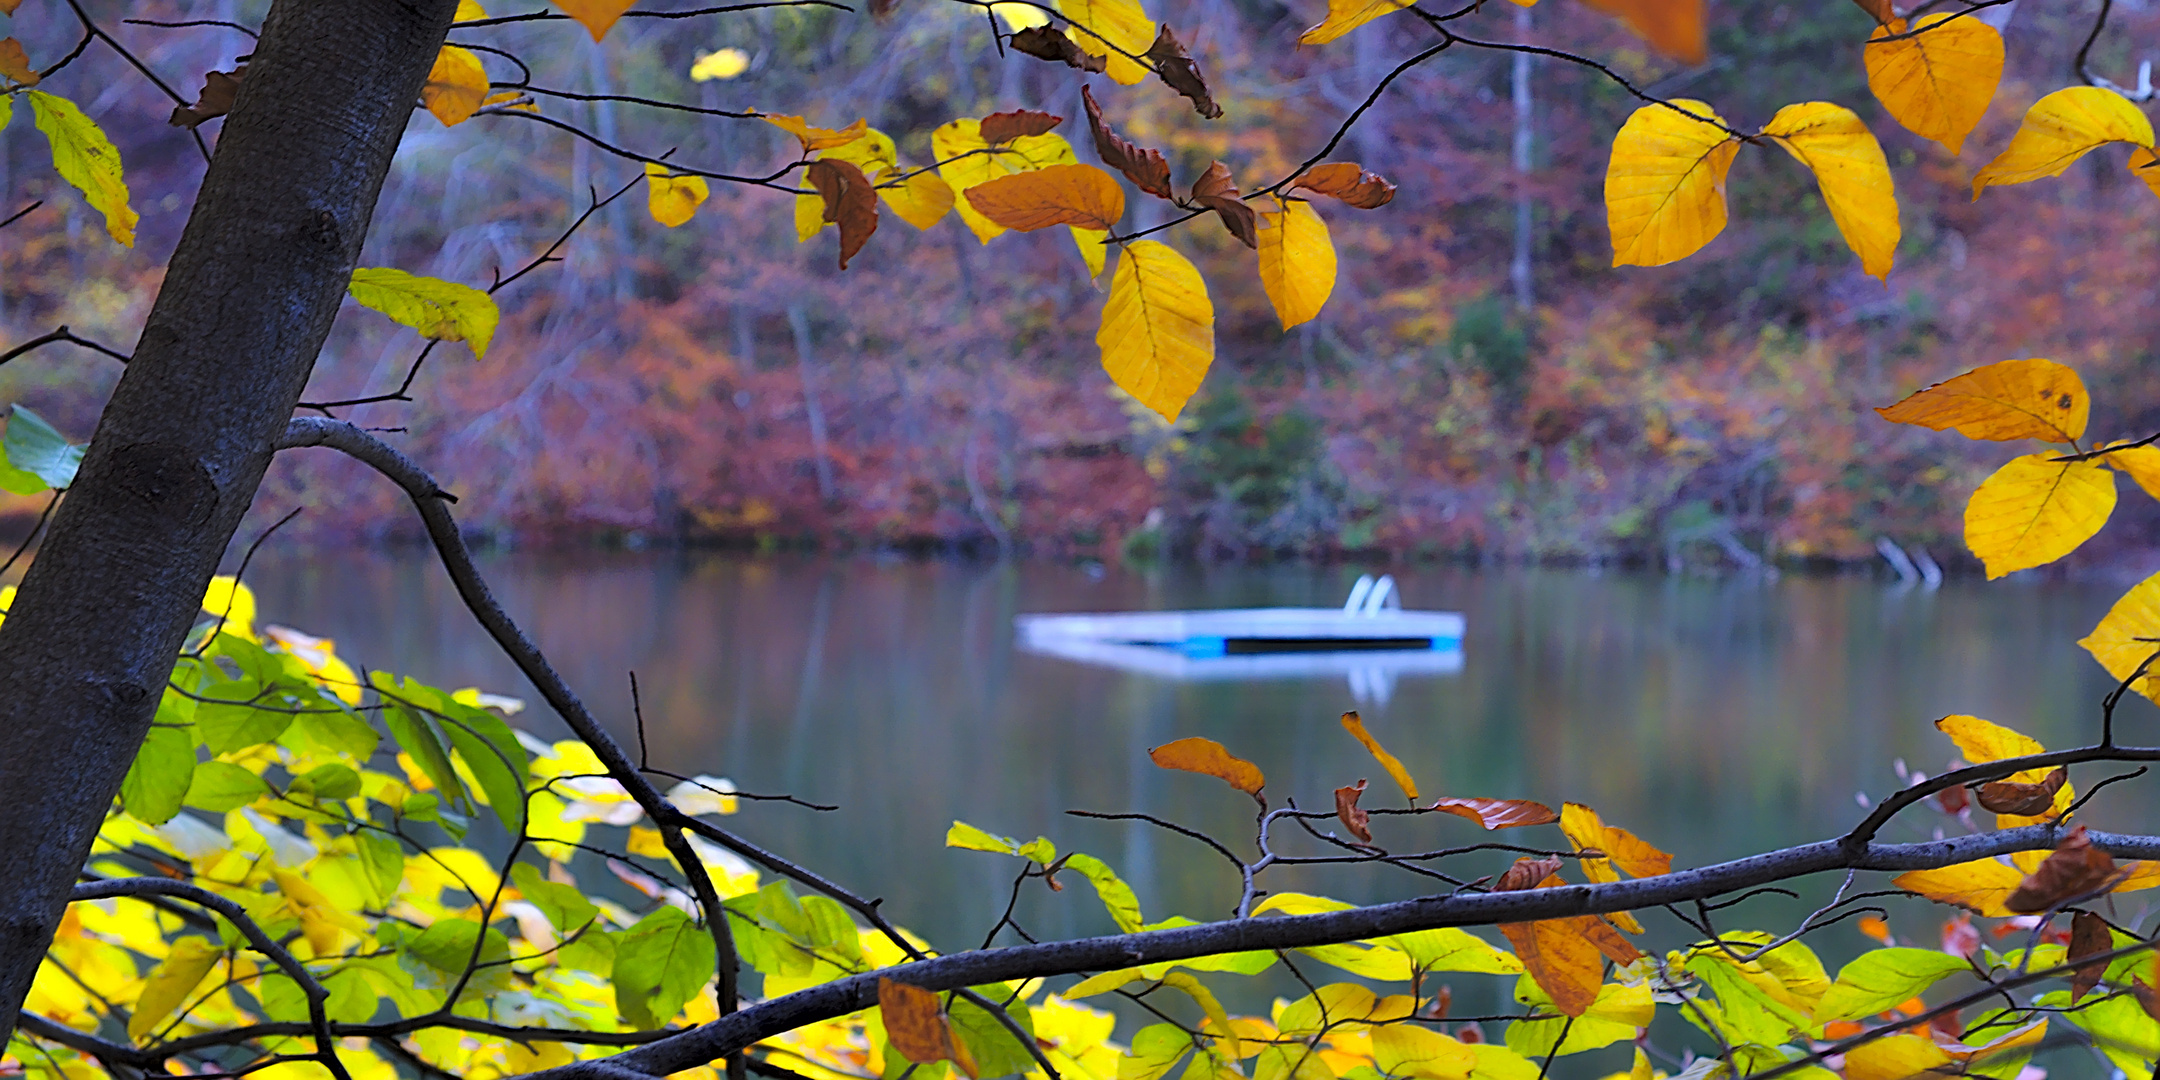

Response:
(0, 0), (455, 1040)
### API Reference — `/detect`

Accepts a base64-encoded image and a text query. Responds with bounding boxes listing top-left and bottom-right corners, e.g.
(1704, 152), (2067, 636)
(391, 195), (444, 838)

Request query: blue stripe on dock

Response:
(1180, 637), (1228, 658)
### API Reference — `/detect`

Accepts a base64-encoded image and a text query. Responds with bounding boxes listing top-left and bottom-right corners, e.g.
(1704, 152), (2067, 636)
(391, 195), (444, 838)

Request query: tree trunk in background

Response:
(0, 0), (455, 1040)
(1509, 3), (1535, 314)
(788, 305), (838, 503)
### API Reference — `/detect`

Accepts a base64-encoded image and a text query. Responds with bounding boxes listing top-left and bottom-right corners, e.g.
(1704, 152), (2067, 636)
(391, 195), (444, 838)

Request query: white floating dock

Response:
(1017, 574), (1462, 667)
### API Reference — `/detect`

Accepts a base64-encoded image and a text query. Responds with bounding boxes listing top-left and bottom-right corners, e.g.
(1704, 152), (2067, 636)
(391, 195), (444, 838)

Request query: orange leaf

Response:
(1290, 162), (1396, 209)
(1847, 0), (1892, 24)
(1149, 737), (1265, 800)
(879, 978), (976, 1077)
(764, 114), (870, 154)
(553, 0), (636, 41)
(961, 163), (1125, 232)
(1575, 0), (1705, 65)
(2134, 148), (2160, 201)
(422, 46), (489, 127)
(1492, 870), (1608, 1017)
(0, 38), (39, 87)
(1335, 779), (1372, 843)
(1339, 711), (1419, 802)
(1558, 803), (1672, 879)
(806, 159), (880, 270)
(1428, 797), (1556, 830)
(1875, 358), (2089, 443)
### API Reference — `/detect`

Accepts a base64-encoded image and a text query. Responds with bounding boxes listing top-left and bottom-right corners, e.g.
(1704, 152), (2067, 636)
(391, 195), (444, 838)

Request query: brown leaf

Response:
(806, 158), (880, 270)
(1495, 857), (1562, 892)
(1335, 779), (1372, 843)
(0, 1), (21, 17)
(2005, 825), (2119, 913)
(1008, 27), (1107, 74)
(879, 978), (976, 1076)
(170, 68), (242, 129)
(2136, 977), (2160, 1022)
(0, 38), (39, 87)
(980, 109), (1065, 145)
(869, 0), (901, 15)
(1848, 0), (1895, 24)
(1082, 85), (1173, 201)
(2070, 911), (2111, 1003)
(1429, 796), (1559, 830)
(1187, 162), (1257, 249)
(1148, 736), (1265, 801)
(1497, 916), (1604, 1017)
(1146, 25), (1221, 119)
(1977, 768), (2067, 816)
(1290, 162), (1397, 209)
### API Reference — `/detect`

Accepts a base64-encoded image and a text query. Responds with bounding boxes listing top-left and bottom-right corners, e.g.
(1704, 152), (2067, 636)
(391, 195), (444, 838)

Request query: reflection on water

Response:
(247, 552), (2158, 1033)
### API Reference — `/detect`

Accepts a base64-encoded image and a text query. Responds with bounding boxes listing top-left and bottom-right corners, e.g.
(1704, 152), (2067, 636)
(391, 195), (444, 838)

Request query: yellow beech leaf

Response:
(348, 267), (500, 359)
(1843, 1034), (1956, 1080)
(1875, 358), (2089, 443)
(1370, 1025), (1477, 1080)
(1935, 714), (2074, 827)
(455, 0), (488, 19)
(1071, 226), (1109, 277)
(962, 163), (1125, 232)
(933, 120), (1079, 243)
(1575, 0), (1705, 65)
(763, 114), (869, 154)
(1148, 735), (1262, 797)
(128, 937), (223, 1040)
(2078, 570), (2160, 707)
(1972, 86), (2157, 199)
(1558, 803), (1672, 879)
(876, 168), (955, 231)
(1257, 200), (1336, 330)
(644, 163), (708, 228)
(795, 192), (826, 241)
(1864, 14), (2003, 155)
(553, 0), (635, 41)
(1760, 102), (1899, 280)
(690, 48), (750, 81)
(2133, 148), (2160, 199)
(1056, 0), (1155, 85)
(422, 45), (488, 127)
(1338, 711), (1417, 802)
(1605, 99), (1739, 268)
(1893, 857), (2024, 917)
(27, 91), (136, 247)
(1299, 0), (1410, 46)
(1964, 454), (2115, 578)
(821, 127), (900, 174)
(1099, 241), (1213, 422)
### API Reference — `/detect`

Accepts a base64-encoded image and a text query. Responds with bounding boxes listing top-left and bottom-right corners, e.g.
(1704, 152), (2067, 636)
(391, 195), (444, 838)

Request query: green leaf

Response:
(256, 973), (310, 1022)
(1813, 948), (1971, 1024)
(121, 725), (195, 825)
(431, 701), (529, 834)
(1504, 979), (1644, 1058)
(378, 697), (468, 812)
(355, 832), (406, 905)
(1062, 853), (1143, 932)
(947, 820), (1058, 864)
(293, 763), (360, 800)
(194, 683), (295, 755)
(323, 968), (380, 1024)
(184, 761), (268, 812)
(2044, 989), (2160, 1079)
(348, 268), (499, 358)
(289, 705), (380, 761)
(1386, 927), (1522, 974)
(0, 406), (82, 493)
(1120, 1023), (1192, 1080)
(951, 988), (1039, 1078)
(1690, 952), (1808, 1046)
(801, 894), (864, 964)
(613, 905), (717, 1028)
(511, 862), (601, 937)
(26, 91), (136, 246)
(407, 917), (510, 975)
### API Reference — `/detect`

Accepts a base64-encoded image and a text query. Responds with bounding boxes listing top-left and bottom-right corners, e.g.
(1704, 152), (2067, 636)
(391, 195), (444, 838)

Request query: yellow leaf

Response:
(1338, 711), (1417, 802)
(347, 267), (500, 359)
(1147, 734), (1261, 796)
(1843, 1034), (1956, 1080)
(2079, 571), (2160, 708)
(422, 46), (488, 127)
(1258, 200), (1336, 330)
(644, 163), (708, 228)
(1935, 715), (2075, 827)
(1056, 0), (1155, 85)
(690, 48), (750, 81)
(1575, 0), (1705, 65)
(2133, 148), (2160, 200)
(1605, 99), (1739, 268)
(962, 163), (1125, 232)
(1964, 454), (2115, 578)
(796, 192), (827, 241)
(27, 91), (136, 247)
(1864, 14), (2003, 155)
(1071, 226), (1108, 277)
(1299, 0), (1410, 46)
(201, 576), (258, 641)
(764, 114), (869, 153)
(0, 38), (39, 87)
(1893, 857), (2025, 917)
(1558, 803), (1672, 879)
(1370, 1026), (1476, 1080)
(128, 937), (222, 1040)
(1875, 358), (2090, 443)
(1760, 102), (1899, 280)
(1973, 86), (2157, 199)
(993, 2), (1052, 29)
(933, 120), (1079, 243)
(553, 0), (635, 41)
(1099, 241), (1214, 423)
(455, 0), (488, 19)
(822, 127), (900, 173)
(876, 168), (955, 230)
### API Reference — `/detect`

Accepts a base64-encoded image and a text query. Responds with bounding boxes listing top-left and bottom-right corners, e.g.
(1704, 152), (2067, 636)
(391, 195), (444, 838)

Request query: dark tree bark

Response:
(0, 0), (456, 1041)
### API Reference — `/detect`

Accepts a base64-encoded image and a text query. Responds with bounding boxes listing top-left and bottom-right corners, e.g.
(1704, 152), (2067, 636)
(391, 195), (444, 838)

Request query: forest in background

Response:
(1, 0), (2156, 569)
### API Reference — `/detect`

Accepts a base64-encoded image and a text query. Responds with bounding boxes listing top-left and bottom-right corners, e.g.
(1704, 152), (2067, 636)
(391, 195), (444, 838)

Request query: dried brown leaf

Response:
(806, 158), (880, 270)
(1008, 26), (1107, 74)
(1082, 85), (1173, 200)
(979, 109), (1065, 145)
(1290, 161), (1397, 209)
(2070, 910), (2111, 1003)
(1849, 0), (1895, 24)
(1429, 797), (1559, 830)
(170, 68), (243, 129)
(1188, 161), (1257, 249)
(1495, 856), (1562, 892)
(879, 978), (976, 1077)
(1146, 25), (1221, 119)
(1335, 779), (1372, 843)
(2005, 825), (2118, 913)
(1976, 768), (2068, 816)
(0, 38), (39, 87)
(2136, 977), (2160, 1022)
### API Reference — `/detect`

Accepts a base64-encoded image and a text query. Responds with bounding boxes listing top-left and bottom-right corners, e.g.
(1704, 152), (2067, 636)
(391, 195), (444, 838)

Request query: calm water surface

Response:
(246, 553), (2159, 1042)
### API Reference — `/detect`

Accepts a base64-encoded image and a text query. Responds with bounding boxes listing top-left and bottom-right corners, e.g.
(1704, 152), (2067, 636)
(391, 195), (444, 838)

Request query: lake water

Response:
(246, 552), (2159, 1040)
